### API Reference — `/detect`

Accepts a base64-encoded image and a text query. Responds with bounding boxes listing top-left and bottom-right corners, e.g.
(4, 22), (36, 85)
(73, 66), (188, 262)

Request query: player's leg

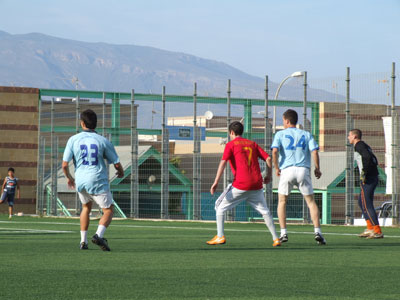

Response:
(277, 168), (293, 242)
(8, 204), (13, 219)
(247, 190), (280, 246)
(78, 191), (92, 249)
(7, 194), (14, 219)
(298, 167), (326, 245)
(0, 191), (7, 204)
(207, 186), (244, 245)
(91, 191), (114, 251)
(277, 194), (288, 239)
(357, 192), (374, 237)
(361, 178), (383, 239)
(303, 194), (326, 245)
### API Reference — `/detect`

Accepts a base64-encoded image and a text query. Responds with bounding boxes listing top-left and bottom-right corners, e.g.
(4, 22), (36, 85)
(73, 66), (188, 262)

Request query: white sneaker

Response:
(358, 229), (374, 238)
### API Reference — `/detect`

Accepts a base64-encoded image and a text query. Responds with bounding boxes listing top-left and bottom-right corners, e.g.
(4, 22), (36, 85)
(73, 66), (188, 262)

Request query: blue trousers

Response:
(358, 176), (379, 226)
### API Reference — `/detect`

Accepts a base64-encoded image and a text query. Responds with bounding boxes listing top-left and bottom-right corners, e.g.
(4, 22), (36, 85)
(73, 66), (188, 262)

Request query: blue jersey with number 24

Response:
(63, 131), (120, 194)
(271, 127), (319, 170)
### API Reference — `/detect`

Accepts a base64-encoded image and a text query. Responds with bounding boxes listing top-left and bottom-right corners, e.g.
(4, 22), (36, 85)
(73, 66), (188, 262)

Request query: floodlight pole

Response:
(264, 76), (273, 210)
(345, 67), (354, 225)
(391, 62), (398, 225)
(273, 72), (305, 133)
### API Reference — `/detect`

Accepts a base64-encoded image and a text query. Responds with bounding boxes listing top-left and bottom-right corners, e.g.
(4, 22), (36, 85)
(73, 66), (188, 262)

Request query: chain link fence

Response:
(36, 63), (400, 226)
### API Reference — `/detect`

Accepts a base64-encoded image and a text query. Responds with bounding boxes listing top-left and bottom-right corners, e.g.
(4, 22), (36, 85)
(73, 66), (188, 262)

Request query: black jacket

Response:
(354, 141), (379, 179)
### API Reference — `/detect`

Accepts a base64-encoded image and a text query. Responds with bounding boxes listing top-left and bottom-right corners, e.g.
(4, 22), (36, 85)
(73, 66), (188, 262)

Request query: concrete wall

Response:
(0, 87), (39, 214)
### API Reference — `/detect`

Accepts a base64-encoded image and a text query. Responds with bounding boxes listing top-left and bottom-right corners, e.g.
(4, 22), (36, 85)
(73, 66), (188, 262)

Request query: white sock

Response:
(314, 227), (322, 234)
(96, 225), (107, 238)
(263, 213), (278, 240)
(217, 214), (225, 237)
(80, 231), (88, 244)
(280, 228), (287, 237)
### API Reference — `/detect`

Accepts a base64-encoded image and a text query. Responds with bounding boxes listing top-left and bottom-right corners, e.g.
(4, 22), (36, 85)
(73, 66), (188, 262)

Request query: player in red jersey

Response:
(207, 121), (281, 247)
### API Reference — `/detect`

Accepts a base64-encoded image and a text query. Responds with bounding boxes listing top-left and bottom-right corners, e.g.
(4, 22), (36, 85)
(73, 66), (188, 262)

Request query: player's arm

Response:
(1, 178), (6, 191)
(62, 161), (75, 189)
(210, 160), (228, 195)
(355, 143), (373, 178)
(16, 180), (20, 199)
(257, 144), (272, 184)
(114, 162), (124, 178)
(272, 148), (281, 177)
(312, 150), (322, 179)
(264, 157), (273, 184)
(62, 138), (75, 189)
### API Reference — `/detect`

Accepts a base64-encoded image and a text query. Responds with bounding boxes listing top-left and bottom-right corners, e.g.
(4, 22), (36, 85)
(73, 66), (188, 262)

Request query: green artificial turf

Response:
(1, 216), (400, 300)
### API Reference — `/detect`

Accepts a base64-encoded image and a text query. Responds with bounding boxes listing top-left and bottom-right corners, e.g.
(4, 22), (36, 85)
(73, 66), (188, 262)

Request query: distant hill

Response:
(0, 30), (343, 102)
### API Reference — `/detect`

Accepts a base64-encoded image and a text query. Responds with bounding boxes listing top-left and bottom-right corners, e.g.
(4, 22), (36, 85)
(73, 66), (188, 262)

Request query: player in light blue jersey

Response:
(62, 109), (124, 251)
(271, 109), (326, 245)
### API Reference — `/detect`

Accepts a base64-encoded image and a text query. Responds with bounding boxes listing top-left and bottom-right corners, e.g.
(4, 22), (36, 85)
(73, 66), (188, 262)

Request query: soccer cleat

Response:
(366, 232), (384, 239)
(273, 238), (281, 247)
(279, 234), (288, 243)
(80, 242), (88, 250)
(358, 229), (374, 238)
(8, 215), (12, 220)
(206, 235), (226, 245)
(314, 233), (326, 245)
(91, 234), (111, 251)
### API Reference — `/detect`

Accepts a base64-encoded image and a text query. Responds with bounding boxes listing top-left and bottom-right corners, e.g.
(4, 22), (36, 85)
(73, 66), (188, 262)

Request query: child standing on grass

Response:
(0, 167), (20, 219)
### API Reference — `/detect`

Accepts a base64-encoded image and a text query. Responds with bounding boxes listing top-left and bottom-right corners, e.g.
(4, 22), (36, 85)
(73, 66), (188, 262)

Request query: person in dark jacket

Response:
(348, 129), (383, 239)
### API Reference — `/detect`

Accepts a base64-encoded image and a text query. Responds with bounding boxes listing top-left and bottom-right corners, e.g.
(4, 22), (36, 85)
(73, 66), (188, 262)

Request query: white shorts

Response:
(278, 166), (313, 196)
(78, 190), (114, 209)
(215, 184), (271, 216)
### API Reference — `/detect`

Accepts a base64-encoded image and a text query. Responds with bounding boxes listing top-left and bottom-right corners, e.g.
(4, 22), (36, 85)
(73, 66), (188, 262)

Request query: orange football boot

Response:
(273, 238), (281, 247)
(206, 235), (226, 245)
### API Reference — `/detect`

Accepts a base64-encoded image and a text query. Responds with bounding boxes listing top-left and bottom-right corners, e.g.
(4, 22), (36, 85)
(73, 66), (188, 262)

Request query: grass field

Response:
(1, 216), (400, 300)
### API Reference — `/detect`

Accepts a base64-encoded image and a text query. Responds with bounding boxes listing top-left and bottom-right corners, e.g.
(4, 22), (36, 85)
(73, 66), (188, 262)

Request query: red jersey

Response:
(222, 136), (269, 190)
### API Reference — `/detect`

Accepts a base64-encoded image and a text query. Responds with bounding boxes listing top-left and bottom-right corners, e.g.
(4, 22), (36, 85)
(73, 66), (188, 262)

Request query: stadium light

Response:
(273, 71), (305, 133)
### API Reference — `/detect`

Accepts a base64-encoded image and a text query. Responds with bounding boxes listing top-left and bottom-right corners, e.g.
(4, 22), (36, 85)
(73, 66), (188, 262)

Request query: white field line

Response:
(0, 221), (399, 238)
(0, 227), (73, 233)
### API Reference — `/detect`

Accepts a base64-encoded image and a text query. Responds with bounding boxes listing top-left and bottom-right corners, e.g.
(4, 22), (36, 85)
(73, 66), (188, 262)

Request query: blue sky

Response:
(0, 0), (399, 81)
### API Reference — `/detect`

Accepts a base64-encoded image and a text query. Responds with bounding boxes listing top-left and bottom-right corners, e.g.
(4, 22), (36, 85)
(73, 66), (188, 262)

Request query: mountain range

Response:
(0, 30), (343, 103)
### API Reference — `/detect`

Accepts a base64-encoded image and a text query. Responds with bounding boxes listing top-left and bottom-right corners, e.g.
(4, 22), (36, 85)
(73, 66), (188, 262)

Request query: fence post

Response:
(345, 67), (354, 225)
(75, 93), (81, 215)
(302, 71), (310, 223)
(264, 76), (273, 212)
(37, 136), (44, 215)
(51, 135), (58, 216)
(130, 89), (139, 218)
(303, 71), (308, 131)
(193, 82), (201, 220)
(50, 97), (56, 216)
(102, 92), (106, 136)
(391, 62), (398, 225)
(40, 137), (45, 215)
(161, 86), (169, 219)
(36, 96), (42, 215)
(225, 79), (234, 221)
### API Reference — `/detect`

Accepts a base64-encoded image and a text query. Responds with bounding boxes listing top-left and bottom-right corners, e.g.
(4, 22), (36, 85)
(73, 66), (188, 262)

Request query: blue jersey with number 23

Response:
(271, 127), (319, 170)
(63, 131), (120, 194)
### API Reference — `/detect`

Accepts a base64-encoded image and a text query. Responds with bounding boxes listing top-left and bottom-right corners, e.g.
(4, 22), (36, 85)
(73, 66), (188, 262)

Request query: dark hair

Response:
(228, 121), (244, 136)
(8, 167), (14, 173)
(350, 129), (362, 139)
(283, 109), (298, 125)
(81, 109), (97, 129)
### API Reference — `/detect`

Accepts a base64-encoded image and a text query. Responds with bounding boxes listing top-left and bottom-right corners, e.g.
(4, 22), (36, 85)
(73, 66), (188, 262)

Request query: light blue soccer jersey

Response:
(271, 127), (319, 170)
(63, 131), (120, 194)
